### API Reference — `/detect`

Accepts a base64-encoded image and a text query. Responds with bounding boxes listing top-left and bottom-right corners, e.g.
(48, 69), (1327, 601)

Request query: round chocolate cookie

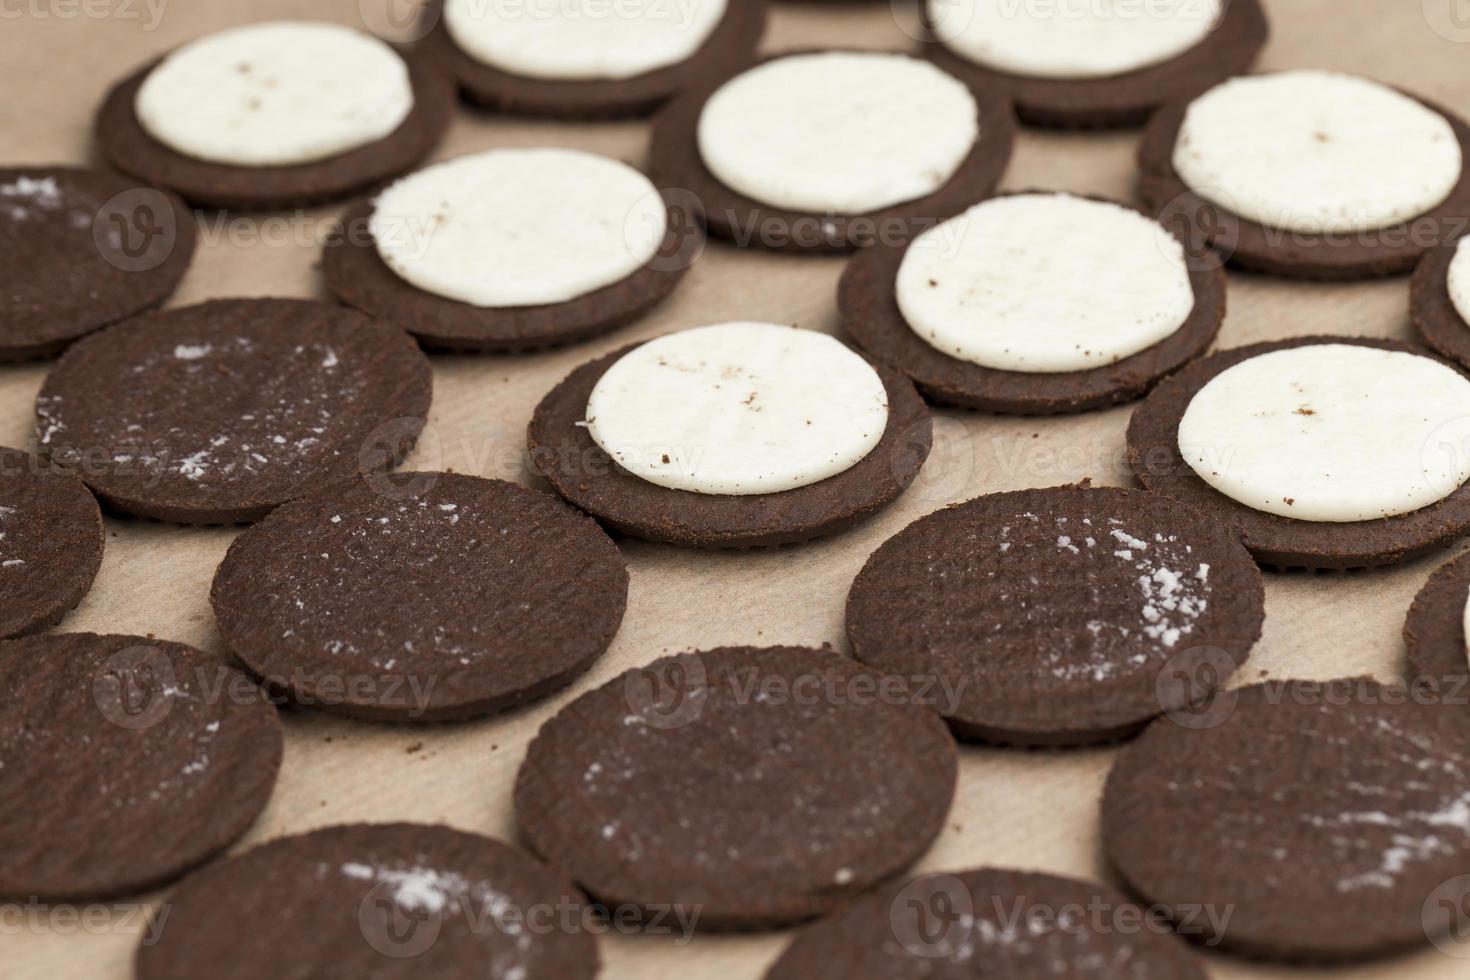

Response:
(1403, 548), (1470, 687)
(0, 447), (104, 639)
(766, 867), (1207, 979)
(922, 0), (1268, 128)
(135, 823), (600, 980)
(1139, 83), (1470, 280)
(211, 474), (628, 722)
(1103, 680), (1470, 959)
(0, 633), (282, 901)
(95, 51), (453, 210)
(1411, 237), (1470, 370)
(515, 646), (958, 928)
(323, 189), (703, 352)
(36, 298), (432, 525)
(847, 486), (1264, 745)
(0, 167), (196, 361)
(648, 51), (1015, 254)
(1127, 336), (1470, 571)
(421, 0), (767, 118)
(527, 341), (931, 548)
(839, 195), (1227, 414)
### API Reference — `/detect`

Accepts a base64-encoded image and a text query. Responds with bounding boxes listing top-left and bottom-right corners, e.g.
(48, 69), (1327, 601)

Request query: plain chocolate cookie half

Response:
(765, 867), (1208, 979)
(135, 823), (600, 980)
(420, 0), (767, 118)
(0, 167), (196, 360)
(1139, 88), (1470, 279)
(839, 195), (1227, 414)
(1103, 680), (1470, 960)
(36, 298), (433, 525)
(1403, 547), (1470, 688)
(847, 486), (1264, 746)
(922, 0), (1268, 128)
(95, 51), (453, 209)
(527, 342), (932, 548)
(0, 447), (104, 639)
(1127, 335), (1470, 571)
(323, 189), (704, 352)
(515, 646), (958, 929)
(0, 633), (283, 901)
(211, 474), (629, 723)
(1411, 237), (1470, 369)
(648, 51), (1016, 254)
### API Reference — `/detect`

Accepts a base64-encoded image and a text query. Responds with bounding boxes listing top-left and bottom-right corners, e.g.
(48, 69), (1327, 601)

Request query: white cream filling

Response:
(370, 149), (666, 308)
(696, 52), (979, 214)
(444, 0), (728, 80)
(1449, 238), (1470, 327)
(1173, 71), (1463, 235)
(895, 193), (1195, 373)
(931, 0), (1222, 80)
(585, 323), (890, 495)
(1178, 344), (1470, 522)
(134, 21), (414, 167)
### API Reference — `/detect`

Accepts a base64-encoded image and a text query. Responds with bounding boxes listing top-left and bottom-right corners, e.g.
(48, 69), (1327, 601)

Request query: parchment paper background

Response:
(4, 0), (1470, 976)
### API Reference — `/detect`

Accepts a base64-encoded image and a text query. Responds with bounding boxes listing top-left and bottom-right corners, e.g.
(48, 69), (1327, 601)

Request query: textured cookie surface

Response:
(212, 474), (628, 722)
(0, 633), (282, 900)
(515, 646), (958, 927)
(0, 447), (104, 638)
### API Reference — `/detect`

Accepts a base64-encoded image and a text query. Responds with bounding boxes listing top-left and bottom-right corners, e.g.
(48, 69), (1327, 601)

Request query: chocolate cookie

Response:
(0, 633), (282, 901)
(923, 0), (1268, 128)
(766, 867), (1207, 979)
(211, 474), (628, 723)
(36, 298), (432, 525)
(322, 190), (703, 352)
(1411, 237), (1470, 369)
(1127, 336), (1470, 571)
(0, 167), (196, 360)
(421, 0), (767, 118)
(515, 646), (958, 928)
(95, 52), (453, 210)
(0, 447), (104, 638)
(527, 342), (931, 548)
(847, 486), (1264, 745)
(1139, 87), (1470, 279)
(1103, 680), (1470, 959)
(1403, 548), (1470, 687)
(839, 196), (1227, 414)
(648, 51), (1015, 254)
(135, 823), (600, 980)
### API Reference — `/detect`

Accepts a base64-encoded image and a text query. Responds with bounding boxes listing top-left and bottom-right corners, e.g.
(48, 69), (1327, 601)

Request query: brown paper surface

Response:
(4, 0), (1470, 976)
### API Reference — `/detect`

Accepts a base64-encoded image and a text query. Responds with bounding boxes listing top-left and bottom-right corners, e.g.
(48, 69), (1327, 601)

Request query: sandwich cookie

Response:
(1128, 336), (1470, 570)
(1140, 71), (1470, 279)
(514, 646), (958, 928)
(211, 475), (629, 723)
(423, 0), (766, 118)
(847, 486), (1264, 746)
(1411, 235), (1470, 370)
(528, 322), (931, 548)
(840, 192), (1226, 413)
(0, 633), (283, 901)
(0, 167), (195, 360)
(650, 50), (1014, 252)
(765, 867), (1207, 979)
(135, 823), (599, 980)
(324, 148), (702, 352)
(97, 21), (453, 209)
(1403, 548), (1470, 688)
(36, 298), (432, 525)
(924, 0), (1268, 128)
(0, 447), (104, 639)
(1103, 681), (1470, 959)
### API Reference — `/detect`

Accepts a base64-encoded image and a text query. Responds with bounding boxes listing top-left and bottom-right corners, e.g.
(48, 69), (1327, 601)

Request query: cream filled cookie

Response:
(529, 323), (931, 546)
(841, 192), (1224, 413)
(1412, 236), (1470, 370)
